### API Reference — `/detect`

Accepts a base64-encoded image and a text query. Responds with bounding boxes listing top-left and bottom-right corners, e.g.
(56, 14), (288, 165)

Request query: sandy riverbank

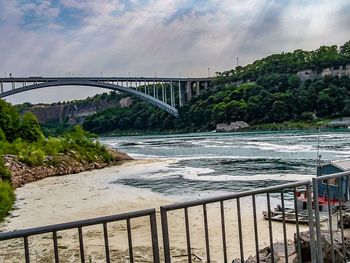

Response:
(0, 159), (307, 262)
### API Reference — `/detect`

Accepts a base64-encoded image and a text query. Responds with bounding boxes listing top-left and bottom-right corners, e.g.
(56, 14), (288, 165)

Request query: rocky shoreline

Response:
(4, 149), (133, 188)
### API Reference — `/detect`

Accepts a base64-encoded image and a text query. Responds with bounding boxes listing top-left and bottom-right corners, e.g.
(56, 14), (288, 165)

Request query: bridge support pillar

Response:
(186, 80), (192, 102)
(196, 81), (200, 96)
(178, 80), (183, 107)
(0, 82), (3, 93)
(170, 81), (175, 107)
(161, 82), (165, 102)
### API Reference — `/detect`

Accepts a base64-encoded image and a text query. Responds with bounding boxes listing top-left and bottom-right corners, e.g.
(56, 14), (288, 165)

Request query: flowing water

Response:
(100, 129), (350, 199)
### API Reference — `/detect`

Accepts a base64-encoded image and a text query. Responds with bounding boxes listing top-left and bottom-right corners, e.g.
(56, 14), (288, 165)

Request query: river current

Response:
(100, 129), (350, 198)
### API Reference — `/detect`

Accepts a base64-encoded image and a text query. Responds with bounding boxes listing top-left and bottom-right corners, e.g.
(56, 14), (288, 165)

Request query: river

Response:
(100, 129), (350, 198)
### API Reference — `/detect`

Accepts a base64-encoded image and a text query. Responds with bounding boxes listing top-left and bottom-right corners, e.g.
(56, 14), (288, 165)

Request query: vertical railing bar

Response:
(281, 189), (288, 263)
(126, 218), (134, 263)
(53, 231), (60, 263)
(220, 200), (228, 263)
(78, 227), (85, 263)
(252, 195), (260, 263)
(203, 204), (211, 263)
(293, 187), (302, 263)
(308, 182), (317, 263)
(326, 182), (335, 263)
(280, 190), (288, 263)
(161, 208), (171, 263)
(267, 192), (274, 263)
(338, 177), (346, 261)
(103, 223), (111, 263)
(150, 212), (160, 263)
(237, 198), (244, 263)
(24, 236), (30, 263)
(184, 207), (192, 263)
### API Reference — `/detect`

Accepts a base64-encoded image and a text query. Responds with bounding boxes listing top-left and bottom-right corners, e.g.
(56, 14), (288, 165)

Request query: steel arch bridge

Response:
(0, 77), (212, 117)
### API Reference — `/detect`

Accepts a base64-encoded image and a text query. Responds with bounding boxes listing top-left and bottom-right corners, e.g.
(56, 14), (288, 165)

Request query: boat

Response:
(263, 160), (350, 224)
(262, 206), (330, 225)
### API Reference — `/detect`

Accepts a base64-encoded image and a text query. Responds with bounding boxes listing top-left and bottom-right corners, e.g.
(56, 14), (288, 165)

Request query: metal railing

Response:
(3, 171), (350, 262)
(0, 208), (160, 263)
(161, 181), (315, 263)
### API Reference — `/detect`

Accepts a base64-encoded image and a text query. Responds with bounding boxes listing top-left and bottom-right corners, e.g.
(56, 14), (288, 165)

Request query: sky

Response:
(1, 0), (350, 104)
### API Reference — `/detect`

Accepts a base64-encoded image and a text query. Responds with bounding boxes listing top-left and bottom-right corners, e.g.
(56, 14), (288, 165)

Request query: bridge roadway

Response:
(0, 77), (213, 117)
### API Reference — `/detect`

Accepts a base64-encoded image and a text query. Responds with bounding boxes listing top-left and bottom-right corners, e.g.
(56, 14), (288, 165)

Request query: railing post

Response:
(160, 207), (171, 263)
(310, 180), (320, 263)
(150, 211), (160, 263)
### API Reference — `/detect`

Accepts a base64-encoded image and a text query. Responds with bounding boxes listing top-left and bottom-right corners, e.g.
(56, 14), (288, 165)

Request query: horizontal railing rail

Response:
(0, 208), (160, 263)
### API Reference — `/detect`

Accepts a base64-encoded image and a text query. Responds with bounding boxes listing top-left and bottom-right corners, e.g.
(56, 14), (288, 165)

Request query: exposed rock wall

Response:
(297, 65), (350, 81)
(24, 96), (134, 125)
(4, 150), (132, 188)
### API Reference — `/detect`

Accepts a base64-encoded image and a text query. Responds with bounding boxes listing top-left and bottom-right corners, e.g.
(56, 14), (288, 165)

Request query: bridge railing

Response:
(0, 208), (160, 263)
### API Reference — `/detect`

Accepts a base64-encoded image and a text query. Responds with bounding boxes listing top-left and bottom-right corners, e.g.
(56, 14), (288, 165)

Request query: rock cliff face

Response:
(4, 150), (132, 188)
(23, 96), (134, 125)
(297, 65), (350, 81)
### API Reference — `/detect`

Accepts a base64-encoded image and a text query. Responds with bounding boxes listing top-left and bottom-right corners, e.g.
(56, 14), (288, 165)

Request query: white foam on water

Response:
(243, 141), (315, 153)
(180, 171), (315, 182)
(172, 155), (276, 161)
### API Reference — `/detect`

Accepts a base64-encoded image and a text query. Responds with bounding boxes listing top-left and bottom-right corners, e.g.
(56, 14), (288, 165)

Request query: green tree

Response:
(340, 40), (350, 59)
(0, 128), (5, 141)
(18, 112), (44, 142)
(0, 99), (20, 142)
(270, 101), (289, 122)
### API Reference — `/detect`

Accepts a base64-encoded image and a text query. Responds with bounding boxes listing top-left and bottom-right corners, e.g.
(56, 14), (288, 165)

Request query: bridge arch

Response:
(0, 79), (179, 117)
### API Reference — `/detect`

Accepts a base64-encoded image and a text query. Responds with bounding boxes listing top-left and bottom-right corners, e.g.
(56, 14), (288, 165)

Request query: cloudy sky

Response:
(1, 0), (350, 104)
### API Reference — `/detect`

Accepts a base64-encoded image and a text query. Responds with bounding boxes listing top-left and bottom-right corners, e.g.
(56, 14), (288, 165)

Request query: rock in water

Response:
(216, 121), (249, 132)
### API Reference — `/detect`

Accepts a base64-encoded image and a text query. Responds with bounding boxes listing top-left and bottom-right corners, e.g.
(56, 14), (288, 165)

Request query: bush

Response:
(18, 146), (45, 167)
(300, 112), (315, 121)
(0, 181), (15, 221)
(18, 112), (44, 142)
(0, 128), (5, 141)
(0, 158), (11, 181)
(43, 137), (64, 156)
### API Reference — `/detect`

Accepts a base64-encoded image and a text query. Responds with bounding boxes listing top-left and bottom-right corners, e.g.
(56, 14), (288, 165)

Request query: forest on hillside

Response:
(81, 40), (350, 133)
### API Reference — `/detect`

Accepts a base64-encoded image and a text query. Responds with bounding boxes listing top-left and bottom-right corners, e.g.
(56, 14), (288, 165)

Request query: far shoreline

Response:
(99, 124), (350, 138)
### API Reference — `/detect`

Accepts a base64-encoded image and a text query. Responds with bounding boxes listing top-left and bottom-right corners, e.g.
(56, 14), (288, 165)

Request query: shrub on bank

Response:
(18, 145), (46, 167)
(0, 158), (11, 182)
(0, 181), (15, 221)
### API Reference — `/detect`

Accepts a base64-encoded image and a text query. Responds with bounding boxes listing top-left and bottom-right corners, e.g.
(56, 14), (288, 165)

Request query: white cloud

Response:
(0, 0), (349, 104)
